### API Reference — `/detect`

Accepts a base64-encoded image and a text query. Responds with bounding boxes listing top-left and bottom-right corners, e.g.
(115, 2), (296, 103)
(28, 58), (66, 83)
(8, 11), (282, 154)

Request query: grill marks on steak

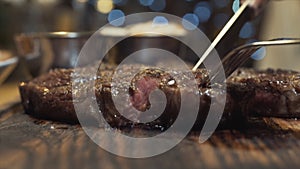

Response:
(19, 65), (300, 130)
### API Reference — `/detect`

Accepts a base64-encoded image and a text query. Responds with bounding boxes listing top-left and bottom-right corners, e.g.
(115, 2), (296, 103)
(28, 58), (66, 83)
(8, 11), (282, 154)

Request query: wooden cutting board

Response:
(1, 81), (300, 169)
(0, 103), (300, 169)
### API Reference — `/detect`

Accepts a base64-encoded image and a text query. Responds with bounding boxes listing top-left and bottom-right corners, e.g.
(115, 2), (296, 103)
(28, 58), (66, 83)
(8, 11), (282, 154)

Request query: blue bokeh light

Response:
(213, 13), (229, 28)
(182, 13), (199, 30)
(232, 0), (240, 13)
(139, 0), (154, 6)
(108, 10), (125, 27)
(194, 6), (211, 23)
(251, 47), (267, 61)
(194, 2), (212, 11)
(153, 16), (169, 25)
(149, 0), (166, 11)
(239, 22), (255, 39)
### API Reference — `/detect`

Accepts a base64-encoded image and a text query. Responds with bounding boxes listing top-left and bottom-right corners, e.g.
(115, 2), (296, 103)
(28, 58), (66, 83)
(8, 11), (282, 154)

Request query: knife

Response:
(192, 0), (255, 71)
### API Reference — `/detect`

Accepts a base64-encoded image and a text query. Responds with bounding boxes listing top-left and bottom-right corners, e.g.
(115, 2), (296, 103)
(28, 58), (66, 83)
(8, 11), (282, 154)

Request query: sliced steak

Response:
(19, 64), (300, 130)
(227, 68), (300, 118)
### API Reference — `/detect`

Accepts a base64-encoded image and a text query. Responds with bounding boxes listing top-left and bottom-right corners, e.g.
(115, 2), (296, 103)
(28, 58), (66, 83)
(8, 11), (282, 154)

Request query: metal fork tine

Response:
(226, 48), (258, 75)
(210, 38), (300, 82)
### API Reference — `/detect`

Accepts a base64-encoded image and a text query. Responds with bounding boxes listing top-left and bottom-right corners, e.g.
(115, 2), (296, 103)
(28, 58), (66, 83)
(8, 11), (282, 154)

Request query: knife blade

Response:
(192, 0), (253, 71)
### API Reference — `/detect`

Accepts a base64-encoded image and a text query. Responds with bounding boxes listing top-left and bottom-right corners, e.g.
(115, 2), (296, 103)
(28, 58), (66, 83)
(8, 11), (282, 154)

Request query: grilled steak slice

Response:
(19, 64), (115, 124)
(19, 64), (233, 129)
(227, 68), (300, 118)
(95, 65), (233, 130)
(19, 64), (300, 130)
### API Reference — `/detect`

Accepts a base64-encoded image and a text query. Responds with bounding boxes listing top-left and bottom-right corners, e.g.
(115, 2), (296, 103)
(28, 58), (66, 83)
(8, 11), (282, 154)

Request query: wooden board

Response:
(1, 83), (300, 169)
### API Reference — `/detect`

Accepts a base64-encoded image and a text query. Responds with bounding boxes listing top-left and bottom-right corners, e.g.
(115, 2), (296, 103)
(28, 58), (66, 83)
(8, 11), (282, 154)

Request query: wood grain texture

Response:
(0, 104), (300, 169)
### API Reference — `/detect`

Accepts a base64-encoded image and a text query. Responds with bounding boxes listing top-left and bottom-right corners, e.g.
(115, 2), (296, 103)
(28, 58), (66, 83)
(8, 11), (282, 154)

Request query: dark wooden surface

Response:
(1, 82), (300, 169)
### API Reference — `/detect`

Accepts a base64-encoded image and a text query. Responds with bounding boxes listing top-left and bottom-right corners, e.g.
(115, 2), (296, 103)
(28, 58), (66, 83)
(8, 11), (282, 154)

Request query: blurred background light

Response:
(194, 2), (212, 11)
(97, 0), (114, 14)
(182, 13), (199, 30)
(193, 2), (212, 23)
(139, 0), (154, 7)
(153, 16), (168, 25)
(149, 0), (166, 11)
(108, 9), (125, 26)
(251, 47), (267, 61)
(232, 0), (240, 13)
(239, 22), (255, 39)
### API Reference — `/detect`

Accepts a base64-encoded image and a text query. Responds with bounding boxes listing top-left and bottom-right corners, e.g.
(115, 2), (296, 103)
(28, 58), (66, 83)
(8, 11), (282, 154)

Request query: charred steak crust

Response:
(19, 69), (77, 123)
(19, 63), (116, 124)
(227, 69), (300, 118)
(19, 65), (300, 129)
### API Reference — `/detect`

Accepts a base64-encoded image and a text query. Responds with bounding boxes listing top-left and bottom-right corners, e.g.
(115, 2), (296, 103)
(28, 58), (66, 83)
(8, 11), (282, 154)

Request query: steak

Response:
(19, 64), (300, 130)
(228, 68), (300, 118)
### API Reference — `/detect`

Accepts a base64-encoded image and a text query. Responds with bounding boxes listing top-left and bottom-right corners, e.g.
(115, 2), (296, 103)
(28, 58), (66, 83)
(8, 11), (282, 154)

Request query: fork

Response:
(211, 38), (300, 82)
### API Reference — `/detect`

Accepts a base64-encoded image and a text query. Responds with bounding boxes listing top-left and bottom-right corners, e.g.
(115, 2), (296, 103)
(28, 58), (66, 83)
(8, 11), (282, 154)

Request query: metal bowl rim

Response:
(16, 31), (184, 39)
(0, 56), (18, 68)
(17, 31), (93, 39)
